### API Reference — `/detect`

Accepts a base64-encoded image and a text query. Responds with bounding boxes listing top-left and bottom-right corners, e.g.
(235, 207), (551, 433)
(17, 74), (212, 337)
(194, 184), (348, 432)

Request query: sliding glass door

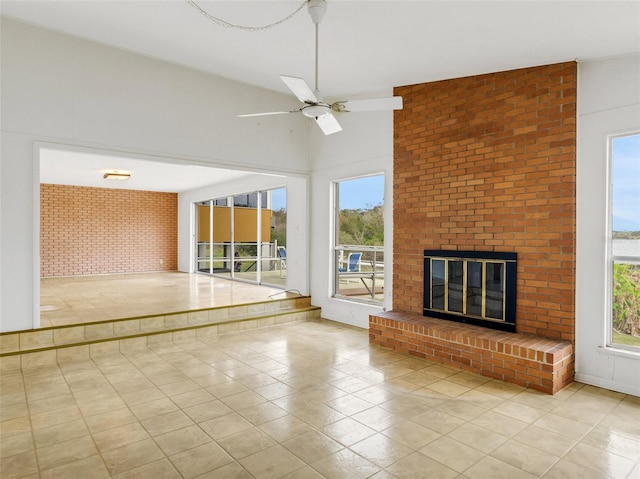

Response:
(194, 188), (287, 287)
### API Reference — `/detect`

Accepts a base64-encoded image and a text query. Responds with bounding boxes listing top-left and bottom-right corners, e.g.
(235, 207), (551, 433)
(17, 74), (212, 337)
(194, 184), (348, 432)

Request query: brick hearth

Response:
(370, 311), (573, 394)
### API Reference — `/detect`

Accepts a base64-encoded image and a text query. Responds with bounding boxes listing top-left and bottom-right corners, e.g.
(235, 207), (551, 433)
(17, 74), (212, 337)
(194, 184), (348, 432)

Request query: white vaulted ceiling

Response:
(2, 0), (639, 189)
(3, 1), (638, 100)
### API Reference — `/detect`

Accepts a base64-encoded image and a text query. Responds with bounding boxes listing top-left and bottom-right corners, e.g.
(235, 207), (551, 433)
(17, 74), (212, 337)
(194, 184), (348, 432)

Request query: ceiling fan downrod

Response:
(307, 0), (327, 93)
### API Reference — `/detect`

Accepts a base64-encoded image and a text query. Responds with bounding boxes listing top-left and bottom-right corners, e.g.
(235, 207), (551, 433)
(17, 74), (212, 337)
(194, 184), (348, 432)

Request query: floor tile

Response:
(580, 424), (640, 461)
(111, 459), (182, 479)
(259, 414), (315, 442)
(464, 455), (538, 479)
(352, 405), (401, 431)
(419, 436), (485, 473)
(446, 422), (509, 454)
(426, 379), (472, 398)
(412, 408), (466, 435)
(382, 419), (441, 449)
(183, 399), (233, 423)
(491, 399), (545, 424)
(159, 379), (201, 397)
(194, 461), (254, 478)
(237, 400), (289, 425)
(0, 416), (31, 438)
(385, 451), (458, 479)
(543, 458), (609, 479)
(436, 398), (486, 421)
(84, 407), (139, 433)
(350, 433), (413, 468)
(32, 418), (89, 448)
(141, 409), (194, 437)
(0, 430), (33, 458)
(30, 404), (82, 430)
(513, 424), (577, 456)
(490, 440), (559, 476)
(199, 412), (253, 440)
(325, 394), (374, 416)
(40, 455), (110, 479)
(310, 448), (380, 479)
(322, 416), (377, 446)
(0, 450), (39, 479)
(92, 421), (150, 452)
(101, 438), (165, 476)
(217, 426), (277, 459)
(154, 424), (212, 456)
(36, 435), (98, 471)
(169, 441), (234, 478)
(352, 384), (402, 405)
(169, 388), (216, 409)
(532, 412), (593, 441)
(239, 444), (306, 479)
(253, 381), (296, 400)
(564, 442), (636, 478)
(380, 393), (442, 417)
(282, 429), (344, 463)
(290, 401), (346, 428)
(220, 390), (267, 410)
(280, 465), (327, 479)
(470, 410), (529, 437)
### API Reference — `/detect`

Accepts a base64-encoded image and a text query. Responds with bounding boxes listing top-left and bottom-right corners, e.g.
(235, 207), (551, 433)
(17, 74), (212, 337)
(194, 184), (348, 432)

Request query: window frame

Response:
(332, 173), (385, 305)
(606, 131), (640, 352)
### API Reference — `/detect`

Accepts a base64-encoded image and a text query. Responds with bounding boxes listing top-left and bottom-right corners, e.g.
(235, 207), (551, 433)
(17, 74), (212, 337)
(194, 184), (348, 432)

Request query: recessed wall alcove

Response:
(372, 62), (577, 394)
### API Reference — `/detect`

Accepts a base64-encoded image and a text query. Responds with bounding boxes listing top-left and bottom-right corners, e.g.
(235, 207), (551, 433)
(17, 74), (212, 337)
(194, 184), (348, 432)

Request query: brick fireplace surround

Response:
(370, 62), (577, 394)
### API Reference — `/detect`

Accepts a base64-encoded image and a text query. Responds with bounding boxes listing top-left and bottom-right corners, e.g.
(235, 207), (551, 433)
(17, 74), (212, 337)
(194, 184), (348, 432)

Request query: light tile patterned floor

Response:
(39, 272), (286, 328)
(1, 319), (639, 478)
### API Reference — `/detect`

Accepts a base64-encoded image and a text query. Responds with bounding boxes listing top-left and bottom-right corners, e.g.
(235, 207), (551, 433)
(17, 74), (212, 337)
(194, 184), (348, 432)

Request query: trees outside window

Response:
(610, 133), (640, 349)
(333, 175), (385, 303)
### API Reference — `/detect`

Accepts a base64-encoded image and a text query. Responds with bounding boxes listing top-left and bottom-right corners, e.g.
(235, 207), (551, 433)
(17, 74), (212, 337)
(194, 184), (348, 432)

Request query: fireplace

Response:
(424, 250), (517, 332)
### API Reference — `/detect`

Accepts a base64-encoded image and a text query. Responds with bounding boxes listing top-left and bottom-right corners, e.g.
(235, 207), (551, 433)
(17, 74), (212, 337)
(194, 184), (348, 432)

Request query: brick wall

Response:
(41, 184), (178, 277)
(393, 62), (576, 342)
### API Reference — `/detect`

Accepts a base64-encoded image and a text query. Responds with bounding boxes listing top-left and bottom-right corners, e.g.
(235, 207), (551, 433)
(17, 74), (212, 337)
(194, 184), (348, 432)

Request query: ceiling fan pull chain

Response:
(186, 0), (307, 32)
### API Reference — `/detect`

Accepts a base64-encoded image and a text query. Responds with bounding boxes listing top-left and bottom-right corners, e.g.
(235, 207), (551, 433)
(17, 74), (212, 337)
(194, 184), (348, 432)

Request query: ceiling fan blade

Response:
(237, 111), (295, 117)
(315, 113), (342, 135)
(280, 75), (318, 104)
(335, 96), (403, 112)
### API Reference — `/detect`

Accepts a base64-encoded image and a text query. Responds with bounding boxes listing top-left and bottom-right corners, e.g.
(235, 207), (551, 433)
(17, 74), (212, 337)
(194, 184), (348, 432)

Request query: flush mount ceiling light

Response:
(103, 171), (131, 180)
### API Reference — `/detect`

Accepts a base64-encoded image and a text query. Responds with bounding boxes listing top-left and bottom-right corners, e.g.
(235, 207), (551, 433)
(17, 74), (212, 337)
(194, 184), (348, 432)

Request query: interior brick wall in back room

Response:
(393, 62), (576, 342)
(41, 184), (178, 277)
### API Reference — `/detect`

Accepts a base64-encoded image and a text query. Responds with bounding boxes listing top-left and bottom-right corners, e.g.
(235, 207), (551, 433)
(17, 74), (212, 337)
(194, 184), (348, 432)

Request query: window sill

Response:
(598, 345), (640, 360)
(331, 295), (384, 308)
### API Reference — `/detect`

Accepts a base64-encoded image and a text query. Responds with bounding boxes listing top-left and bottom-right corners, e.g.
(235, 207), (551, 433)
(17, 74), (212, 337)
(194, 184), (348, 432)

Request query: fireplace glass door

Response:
(424, 250), (516, 332)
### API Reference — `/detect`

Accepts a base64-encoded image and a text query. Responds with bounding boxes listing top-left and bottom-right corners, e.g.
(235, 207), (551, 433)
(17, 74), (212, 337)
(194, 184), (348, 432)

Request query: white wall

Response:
(178, 174), (309, 295)
(0, 17), (309, 332)
(576, 54), (640, 396)
(308, 104), (395, 328)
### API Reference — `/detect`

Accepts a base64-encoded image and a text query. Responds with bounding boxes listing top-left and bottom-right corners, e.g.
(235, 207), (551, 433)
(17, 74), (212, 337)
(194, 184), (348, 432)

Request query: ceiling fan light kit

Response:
(302, 104), (330, 119)
(238, 0), (403, 135)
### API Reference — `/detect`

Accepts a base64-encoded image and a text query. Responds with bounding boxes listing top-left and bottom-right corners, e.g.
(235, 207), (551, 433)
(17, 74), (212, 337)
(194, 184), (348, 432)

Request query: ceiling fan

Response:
(238, 0), (403, 135)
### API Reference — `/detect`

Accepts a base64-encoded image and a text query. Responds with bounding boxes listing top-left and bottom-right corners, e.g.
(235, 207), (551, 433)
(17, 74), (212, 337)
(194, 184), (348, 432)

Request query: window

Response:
(194, 188), (287, 287)
(333, 174), (385, 303)
(609, 133), (640, 349)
